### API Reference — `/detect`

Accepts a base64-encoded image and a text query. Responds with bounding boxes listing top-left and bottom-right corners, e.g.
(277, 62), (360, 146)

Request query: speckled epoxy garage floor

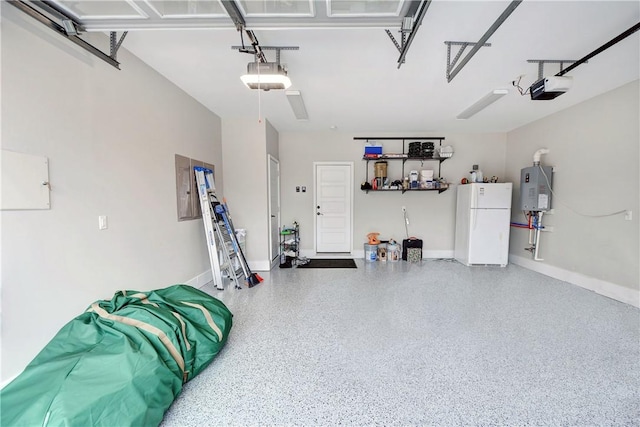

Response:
(161, 260), (640, 426)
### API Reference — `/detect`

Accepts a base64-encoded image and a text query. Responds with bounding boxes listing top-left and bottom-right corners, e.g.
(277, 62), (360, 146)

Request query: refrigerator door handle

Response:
(471, 208), (477, 230)
(471, 184), (478, 209)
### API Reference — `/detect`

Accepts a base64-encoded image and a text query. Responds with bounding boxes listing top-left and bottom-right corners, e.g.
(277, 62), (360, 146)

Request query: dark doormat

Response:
(297, 258), (357, 269)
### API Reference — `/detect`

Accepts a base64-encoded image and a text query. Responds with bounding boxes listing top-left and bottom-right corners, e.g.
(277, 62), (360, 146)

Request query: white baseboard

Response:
(301, 249), (354, 259)
(510, 254), (640, 308)
(249, 261), (272, 272)
(424, 250), (455, 259)
(185, 261), (272, 290)
(185, 269), (212, 288)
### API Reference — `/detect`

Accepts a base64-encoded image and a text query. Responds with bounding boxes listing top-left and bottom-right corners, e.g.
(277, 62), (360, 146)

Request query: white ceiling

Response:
(55, 1), (640, 133)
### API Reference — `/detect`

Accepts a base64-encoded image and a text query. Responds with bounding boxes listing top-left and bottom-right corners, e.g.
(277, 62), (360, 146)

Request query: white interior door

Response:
(314, 163), (353, 253)
(268, 155), (280, 266)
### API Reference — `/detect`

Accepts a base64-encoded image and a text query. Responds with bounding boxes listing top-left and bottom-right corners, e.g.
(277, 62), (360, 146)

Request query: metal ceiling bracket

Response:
(445, 41), (491, 81)
(231, 46), (299, 65)
(220, 0), (245, 30)
(110, 32), (128, 61)
(386, 29), (403, 54)
(527, 60), (582, 80)
(446, 0), (522, 82)
(386, 0), (433, 68)
(9, 1), (121, 69)
(38, 0), (84, 32)
(222, 1), (274, 64)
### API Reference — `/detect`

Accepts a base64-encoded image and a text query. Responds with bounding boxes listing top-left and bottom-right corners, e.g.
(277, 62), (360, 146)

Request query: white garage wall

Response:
(279, 132), (507, 256)
(1, 4), (223, 380)
(222, 118), (279, 270)
(505, 80), (639, 305)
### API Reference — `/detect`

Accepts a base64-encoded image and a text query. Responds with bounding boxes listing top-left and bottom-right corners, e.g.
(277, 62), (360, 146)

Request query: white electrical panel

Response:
(1, 149), (50, 210)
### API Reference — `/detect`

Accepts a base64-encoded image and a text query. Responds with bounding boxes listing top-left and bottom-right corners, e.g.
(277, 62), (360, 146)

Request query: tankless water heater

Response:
(520, 166), (553, 211)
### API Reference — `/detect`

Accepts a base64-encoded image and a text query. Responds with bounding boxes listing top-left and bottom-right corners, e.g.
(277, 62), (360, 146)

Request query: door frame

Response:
(267, 154), (281, 268)
(313, 161), (354, 255)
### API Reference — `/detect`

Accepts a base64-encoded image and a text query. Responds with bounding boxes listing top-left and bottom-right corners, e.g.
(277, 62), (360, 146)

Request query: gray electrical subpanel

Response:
(520, 166), (553, 211)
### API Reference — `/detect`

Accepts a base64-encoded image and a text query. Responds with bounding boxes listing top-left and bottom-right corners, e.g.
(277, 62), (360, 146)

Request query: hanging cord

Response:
(403, 209), (409, 239)
(538, 165), (627, 218)
(257, 60), (262, 123)
(237, 26), (272, 124)
(512, 75), (531, 96)
(236, 26), (264, 122)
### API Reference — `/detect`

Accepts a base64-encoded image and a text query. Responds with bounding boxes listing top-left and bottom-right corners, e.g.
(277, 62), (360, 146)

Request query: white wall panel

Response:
(506, 80), (639, 292)
(0, 3), (222, 380)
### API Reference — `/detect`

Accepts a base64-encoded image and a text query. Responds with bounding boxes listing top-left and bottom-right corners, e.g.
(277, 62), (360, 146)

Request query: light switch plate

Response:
(99, 215), (108, 230)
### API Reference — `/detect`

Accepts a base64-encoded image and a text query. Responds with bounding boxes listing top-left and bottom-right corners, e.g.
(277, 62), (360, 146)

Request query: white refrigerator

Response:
(454, 183), (512, 267)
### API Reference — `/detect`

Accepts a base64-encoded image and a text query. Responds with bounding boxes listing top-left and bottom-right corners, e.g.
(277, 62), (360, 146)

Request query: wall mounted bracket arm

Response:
(110, 31), (128, 61)
(386, 0), (433, 69)
(445, 41), (491, 81)
(231, 46), (299, 65)
(527, 60), (581, 80)
(445, 0), (522, 82)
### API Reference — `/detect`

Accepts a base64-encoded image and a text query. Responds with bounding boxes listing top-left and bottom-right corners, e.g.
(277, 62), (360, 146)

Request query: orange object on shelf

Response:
(367, 232), (381, 245)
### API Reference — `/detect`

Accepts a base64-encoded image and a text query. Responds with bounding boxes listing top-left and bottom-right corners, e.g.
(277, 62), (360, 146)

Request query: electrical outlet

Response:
(98, 215), (108, 230)
(625, 210), (632, 221)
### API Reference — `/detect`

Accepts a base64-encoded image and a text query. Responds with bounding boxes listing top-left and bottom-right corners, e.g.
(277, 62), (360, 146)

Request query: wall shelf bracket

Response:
(445, 41), (491, 81)
(231, 45), (299, 65)
(445, 0), (522, 82)
(386, 0), (433, 69)
(527, 59), (583, 80)
(110, 31), (128, 61)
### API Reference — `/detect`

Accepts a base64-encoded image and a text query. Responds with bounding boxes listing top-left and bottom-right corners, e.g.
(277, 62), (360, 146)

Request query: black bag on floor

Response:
(402, 237), (423, 262)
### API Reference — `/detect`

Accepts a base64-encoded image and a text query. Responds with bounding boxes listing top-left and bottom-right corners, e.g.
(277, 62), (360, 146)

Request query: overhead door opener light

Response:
(240, 62), (291, 91)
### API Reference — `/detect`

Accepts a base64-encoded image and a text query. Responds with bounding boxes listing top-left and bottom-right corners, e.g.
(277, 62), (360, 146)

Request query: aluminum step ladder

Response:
(194, 166), (244, 290)
(214, 199), (263, 287)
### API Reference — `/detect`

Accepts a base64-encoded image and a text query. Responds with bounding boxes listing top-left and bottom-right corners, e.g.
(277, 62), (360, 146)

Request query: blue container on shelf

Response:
(364, 145), (382, 155)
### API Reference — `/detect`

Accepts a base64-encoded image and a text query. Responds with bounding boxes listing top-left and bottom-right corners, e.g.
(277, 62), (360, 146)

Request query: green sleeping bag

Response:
(1, 284), (232, 426)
